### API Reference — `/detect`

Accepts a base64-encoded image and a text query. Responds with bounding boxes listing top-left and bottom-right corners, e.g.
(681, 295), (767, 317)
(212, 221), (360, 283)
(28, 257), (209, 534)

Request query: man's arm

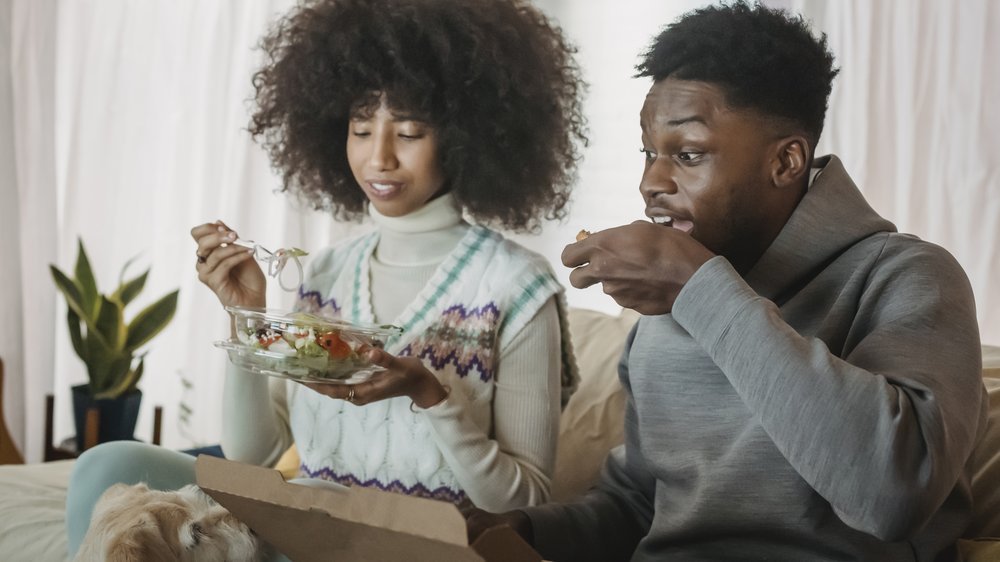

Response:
(672, 243), (985, 541)
(519, 325), (656, 562)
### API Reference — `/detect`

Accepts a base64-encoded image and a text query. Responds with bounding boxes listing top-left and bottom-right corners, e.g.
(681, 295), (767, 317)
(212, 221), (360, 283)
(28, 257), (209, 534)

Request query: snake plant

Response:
(50, 239), (179, 399)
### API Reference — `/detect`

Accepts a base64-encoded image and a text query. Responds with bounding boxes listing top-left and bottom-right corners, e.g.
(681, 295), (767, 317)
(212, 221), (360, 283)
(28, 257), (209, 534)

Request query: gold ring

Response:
(346, 387), (356, 403)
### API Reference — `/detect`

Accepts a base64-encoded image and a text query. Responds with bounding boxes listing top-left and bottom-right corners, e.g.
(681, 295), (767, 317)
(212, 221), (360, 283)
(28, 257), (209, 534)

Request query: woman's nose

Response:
(368, 132), (398, 171)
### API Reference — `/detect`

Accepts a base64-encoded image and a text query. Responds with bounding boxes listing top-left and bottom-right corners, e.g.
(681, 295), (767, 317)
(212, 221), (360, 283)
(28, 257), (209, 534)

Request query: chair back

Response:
(0, 358), (26, 464)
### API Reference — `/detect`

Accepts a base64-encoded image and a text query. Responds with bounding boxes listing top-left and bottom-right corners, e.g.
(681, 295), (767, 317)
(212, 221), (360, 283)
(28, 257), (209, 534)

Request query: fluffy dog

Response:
(75, 483), (266, 562)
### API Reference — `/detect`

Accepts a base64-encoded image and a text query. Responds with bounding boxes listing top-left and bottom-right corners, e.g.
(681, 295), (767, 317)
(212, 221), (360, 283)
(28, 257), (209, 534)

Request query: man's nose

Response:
(640, 160), (678, 198)
(369, 132), (398, 171)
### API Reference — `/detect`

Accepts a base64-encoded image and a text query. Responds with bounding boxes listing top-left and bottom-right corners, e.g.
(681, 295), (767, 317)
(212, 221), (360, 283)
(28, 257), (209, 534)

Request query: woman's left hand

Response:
(302, 348), (449, 408)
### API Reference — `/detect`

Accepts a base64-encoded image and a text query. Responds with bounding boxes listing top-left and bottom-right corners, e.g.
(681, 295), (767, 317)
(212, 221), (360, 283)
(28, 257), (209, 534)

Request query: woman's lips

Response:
(366, 181), (403, 199)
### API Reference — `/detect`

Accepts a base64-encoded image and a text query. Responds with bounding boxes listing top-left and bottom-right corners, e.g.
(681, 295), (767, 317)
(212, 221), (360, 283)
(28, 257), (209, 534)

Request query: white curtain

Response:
(767, 0), (1000, 346)
(2, 0), (58, 464)
(3, 0), (998, 461)
(4, 0), (367, 460)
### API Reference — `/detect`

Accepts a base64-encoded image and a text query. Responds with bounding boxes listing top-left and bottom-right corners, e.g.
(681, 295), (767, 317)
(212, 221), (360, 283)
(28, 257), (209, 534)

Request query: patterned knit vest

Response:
(289, 225), (579, 504)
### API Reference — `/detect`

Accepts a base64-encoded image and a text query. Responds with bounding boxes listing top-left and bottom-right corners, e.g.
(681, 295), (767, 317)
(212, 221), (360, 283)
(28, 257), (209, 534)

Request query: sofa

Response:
(1, 307), (999, 560)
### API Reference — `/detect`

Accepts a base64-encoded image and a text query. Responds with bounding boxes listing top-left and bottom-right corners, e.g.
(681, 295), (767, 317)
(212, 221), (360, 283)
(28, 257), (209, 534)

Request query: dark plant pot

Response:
(71, 383), (142, 452)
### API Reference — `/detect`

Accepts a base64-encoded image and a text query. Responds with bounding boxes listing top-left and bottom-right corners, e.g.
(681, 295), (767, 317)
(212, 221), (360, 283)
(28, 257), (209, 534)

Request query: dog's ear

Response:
(104, 528), (179, 562)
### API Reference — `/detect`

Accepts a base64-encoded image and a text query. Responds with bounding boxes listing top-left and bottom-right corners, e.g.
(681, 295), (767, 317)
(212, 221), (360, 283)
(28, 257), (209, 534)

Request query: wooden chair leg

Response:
(83, 407), (100, 451)
(0, 358), (25, 465)
(153, 406), (162, 446)
(44, 394), (56, 461)
(42, 394), (162, 461)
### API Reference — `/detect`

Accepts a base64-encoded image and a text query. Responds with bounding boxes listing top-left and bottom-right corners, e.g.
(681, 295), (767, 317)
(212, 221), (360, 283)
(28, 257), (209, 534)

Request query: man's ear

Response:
(770, 136), (810, 189)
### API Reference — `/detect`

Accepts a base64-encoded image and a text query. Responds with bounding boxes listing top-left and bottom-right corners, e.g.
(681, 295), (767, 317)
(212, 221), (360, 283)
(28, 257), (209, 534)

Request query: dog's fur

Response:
(75, 483), (265, 562)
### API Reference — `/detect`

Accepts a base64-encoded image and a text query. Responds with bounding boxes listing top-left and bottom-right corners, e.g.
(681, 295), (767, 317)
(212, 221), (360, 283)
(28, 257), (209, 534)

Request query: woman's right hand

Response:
(191, 220), (266, 309)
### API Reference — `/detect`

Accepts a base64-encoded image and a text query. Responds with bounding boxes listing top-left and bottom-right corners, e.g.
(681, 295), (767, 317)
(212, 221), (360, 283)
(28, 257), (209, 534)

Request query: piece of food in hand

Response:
(576, 229), (591, 241)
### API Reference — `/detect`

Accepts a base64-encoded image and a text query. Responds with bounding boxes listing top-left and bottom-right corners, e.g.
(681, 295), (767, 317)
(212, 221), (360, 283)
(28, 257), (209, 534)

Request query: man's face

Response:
(639, 78), (786, 272)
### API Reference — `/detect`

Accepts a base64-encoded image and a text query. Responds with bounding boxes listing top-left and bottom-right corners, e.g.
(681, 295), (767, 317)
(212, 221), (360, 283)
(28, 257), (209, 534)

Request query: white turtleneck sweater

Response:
(221, 193), (563, 511)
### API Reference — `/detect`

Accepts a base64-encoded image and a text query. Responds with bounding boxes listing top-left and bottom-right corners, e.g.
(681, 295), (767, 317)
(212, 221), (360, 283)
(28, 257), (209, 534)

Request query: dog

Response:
(75, 482), (267, 561)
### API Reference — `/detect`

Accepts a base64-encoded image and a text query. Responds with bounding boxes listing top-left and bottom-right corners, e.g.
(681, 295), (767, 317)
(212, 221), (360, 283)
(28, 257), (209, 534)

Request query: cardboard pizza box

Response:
(194, 455), (543, 562)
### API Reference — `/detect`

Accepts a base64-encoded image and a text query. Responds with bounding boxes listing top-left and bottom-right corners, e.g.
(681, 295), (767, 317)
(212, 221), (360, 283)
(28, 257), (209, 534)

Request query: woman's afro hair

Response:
(250, 0), (587, 232)
(636, 1), (839, 145)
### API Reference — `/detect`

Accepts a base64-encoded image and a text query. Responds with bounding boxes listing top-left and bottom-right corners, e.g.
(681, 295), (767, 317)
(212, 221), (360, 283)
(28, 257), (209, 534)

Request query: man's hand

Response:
(465, 507), (534, 546)
(562, 221), (715, 315)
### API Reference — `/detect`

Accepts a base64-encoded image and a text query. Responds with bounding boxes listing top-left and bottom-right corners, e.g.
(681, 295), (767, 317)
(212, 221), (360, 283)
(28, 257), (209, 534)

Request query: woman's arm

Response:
(418, 297), (562, 512)
(221, 366), (294, 467)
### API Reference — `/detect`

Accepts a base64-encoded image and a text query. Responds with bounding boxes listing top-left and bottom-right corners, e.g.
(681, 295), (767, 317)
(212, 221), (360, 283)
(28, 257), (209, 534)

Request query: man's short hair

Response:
(636, 1), (839, 146)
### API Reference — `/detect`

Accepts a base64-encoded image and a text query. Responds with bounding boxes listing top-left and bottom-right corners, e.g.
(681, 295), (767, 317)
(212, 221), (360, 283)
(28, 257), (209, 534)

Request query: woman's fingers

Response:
(191, 220), (240, 263)
(196, 243), (250, 278)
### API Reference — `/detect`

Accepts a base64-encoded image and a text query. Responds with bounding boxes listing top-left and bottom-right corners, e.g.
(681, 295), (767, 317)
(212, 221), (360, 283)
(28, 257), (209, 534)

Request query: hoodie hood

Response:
(743, 155), (897, 302)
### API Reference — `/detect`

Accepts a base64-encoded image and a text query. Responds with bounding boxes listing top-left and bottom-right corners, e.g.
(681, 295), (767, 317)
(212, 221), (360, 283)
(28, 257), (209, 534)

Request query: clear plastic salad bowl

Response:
(214, 306), (403, 385)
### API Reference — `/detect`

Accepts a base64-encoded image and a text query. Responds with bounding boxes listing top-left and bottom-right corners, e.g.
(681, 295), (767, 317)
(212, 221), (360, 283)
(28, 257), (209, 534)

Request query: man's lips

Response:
(647, 211), (694, 233)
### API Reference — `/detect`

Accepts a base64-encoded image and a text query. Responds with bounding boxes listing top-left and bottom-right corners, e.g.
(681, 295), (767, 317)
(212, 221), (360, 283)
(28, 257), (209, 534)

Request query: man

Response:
(467, 2), (987, 560)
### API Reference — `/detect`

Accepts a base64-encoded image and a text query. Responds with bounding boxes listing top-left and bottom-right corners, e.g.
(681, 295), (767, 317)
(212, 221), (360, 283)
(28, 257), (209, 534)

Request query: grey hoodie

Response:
(528, 155), (987, 561)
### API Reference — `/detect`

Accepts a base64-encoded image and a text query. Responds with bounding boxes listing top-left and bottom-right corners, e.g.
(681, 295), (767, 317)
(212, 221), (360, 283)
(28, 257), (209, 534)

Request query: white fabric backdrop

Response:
(2, 0), (998, 460)
(2, 0), (58, 464)
(768, 0), (1000, 347)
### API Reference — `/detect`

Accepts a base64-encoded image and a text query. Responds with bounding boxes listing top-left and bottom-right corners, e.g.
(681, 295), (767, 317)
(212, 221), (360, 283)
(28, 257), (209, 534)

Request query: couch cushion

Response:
(551, 308), (637, 502)
(967, 346), (1000, 538)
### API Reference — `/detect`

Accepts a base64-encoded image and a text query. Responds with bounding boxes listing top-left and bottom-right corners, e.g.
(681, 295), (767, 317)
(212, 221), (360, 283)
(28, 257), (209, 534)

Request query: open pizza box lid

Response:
(194, 455), (543, 562)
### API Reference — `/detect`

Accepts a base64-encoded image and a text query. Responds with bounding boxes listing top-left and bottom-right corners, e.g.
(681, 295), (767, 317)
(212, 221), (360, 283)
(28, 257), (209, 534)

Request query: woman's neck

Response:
(369, 193), (469, 266)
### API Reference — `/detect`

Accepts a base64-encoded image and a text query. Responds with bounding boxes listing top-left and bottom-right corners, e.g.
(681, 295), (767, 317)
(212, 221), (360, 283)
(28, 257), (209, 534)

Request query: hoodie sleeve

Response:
(671, 246), (985, 542)
(522, 324), (656, 562)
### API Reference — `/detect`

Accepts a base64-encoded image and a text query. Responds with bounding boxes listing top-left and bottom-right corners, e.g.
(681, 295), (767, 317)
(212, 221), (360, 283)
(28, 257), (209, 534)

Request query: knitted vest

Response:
(289, 225), (579, 504)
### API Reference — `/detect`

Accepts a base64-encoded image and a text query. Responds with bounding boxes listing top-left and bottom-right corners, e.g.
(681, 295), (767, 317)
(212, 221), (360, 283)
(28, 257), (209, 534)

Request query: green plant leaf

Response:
(95, 295), (126, 351)
(112, 269), (148, 307)
(125, 290), (179, 351)
(95, 358), (143, 399)
(117, 254), (139, 286)
(50, 265), (90, 321)
(93, 355), (133, 397)
(74, 239), (99, 318)
(82, 333), (114, 393)
(67, 308), (87, 361)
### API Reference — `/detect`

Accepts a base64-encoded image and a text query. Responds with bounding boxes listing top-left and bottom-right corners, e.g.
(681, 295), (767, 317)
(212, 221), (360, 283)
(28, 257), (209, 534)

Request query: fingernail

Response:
(217, 226), (225, 233)
(226, 232), (236, 240)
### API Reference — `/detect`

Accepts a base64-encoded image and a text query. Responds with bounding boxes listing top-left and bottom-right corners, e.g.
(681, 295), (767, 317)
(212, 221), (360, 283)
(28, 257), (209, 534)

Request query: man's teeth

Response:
(652, 216), (674, 226)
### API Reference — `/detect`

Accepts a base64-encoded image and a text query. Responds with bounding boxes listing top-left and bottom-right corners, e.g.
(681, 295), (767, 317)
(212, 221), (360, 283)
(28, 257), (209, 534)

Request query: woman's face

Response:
(347, 98), (447, 217)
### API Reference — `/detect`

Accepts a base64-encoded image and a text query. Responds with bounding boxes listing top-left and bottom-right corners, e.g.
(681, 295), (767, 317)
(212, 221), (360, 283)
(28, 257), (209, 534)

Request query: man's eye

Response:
(676, 151), (704, 163)
(639, 147), (656, 162)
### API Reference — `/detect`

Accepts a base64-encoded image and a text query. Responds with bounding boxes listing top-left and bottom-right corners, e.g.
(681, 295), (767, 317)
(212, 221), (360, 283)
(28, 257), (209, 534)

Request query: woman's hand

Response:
(302, 348), (449, 408)
(191, 220), (266, 309)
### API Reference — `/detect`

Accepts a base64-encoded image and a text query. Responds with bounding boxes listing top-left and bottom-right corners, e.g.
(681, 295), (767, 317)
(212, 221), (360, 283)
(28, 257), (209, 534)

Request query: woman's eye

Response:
(351, 131), (371, 138)
(398, 133), (425, 141)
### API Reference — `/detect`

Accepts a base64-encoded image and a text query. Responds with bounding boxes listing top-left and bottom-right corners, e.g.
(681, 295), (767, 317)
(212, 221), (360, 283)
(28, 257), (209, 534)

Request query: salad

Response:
(216, 307), (403, 383)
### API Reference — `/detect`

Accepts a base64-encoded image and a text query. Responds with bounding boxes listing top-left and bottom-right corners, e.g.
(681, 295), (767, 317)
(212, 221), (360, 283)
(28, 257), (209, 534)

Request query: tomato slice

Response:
(316, 331), (352, 359)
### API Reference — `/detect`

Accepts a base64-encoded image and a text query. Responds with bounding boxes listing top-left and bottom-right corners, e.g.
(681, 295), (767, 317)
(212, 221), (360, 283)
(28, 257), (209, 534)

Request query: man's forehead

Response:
(640, 78), (731, 127)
